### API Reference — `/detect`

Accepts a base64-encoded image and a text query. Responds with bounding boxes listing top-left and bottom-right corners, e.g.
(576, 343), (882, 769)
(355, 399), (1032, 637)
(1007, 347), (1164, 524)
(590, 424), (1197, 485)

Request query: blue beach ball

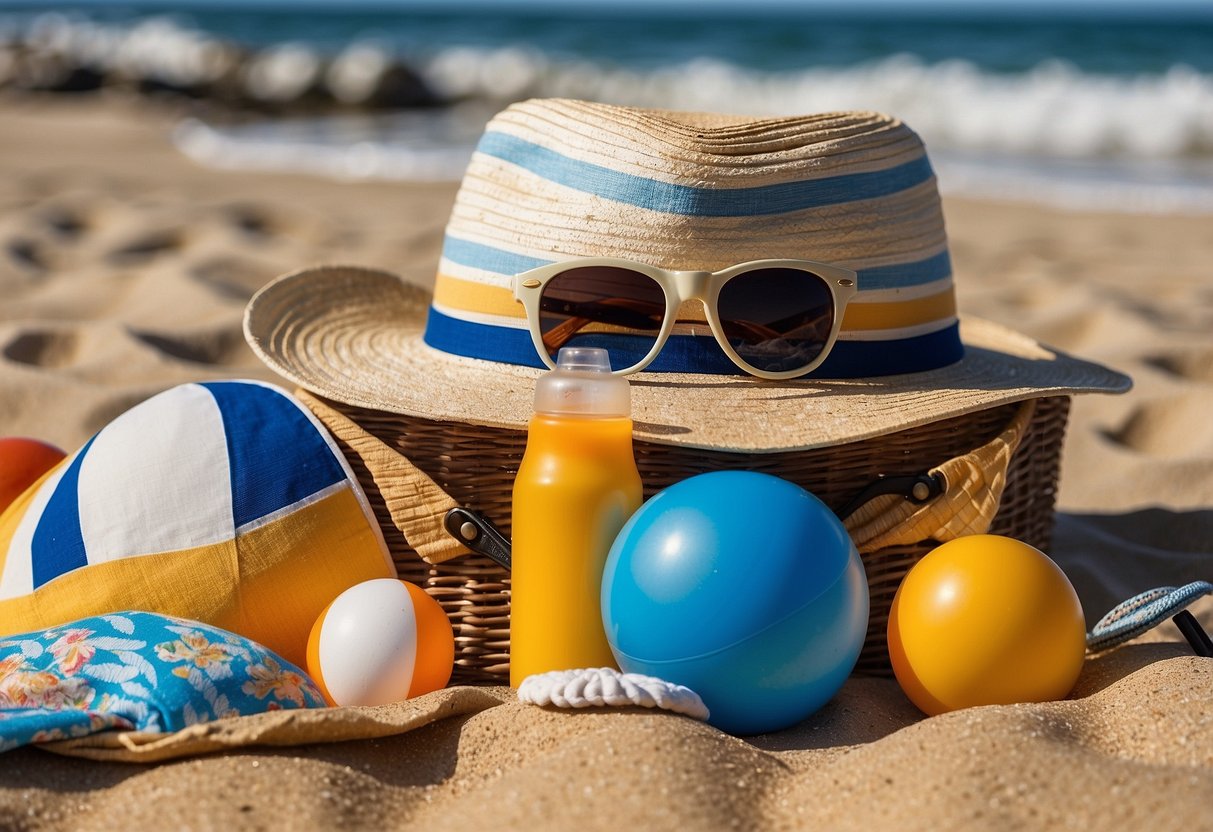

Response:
(601, 471), (868, 735)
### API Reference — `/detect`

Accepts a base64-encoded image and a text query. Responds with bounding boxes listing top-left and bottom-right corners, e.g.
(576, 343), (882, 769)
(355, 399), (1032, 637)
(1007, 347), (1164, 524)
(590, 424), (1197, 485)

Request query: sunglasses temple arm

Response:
(541, 316), (589, 353)
(539, 302), (666, 353)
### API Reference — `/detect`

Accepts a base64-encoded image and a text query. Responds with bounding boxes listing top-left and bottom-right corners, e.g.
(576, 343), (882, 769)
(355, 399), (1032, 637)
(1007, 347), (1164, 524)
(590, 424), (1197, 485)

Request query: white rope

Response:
(517, 667), (709, 721)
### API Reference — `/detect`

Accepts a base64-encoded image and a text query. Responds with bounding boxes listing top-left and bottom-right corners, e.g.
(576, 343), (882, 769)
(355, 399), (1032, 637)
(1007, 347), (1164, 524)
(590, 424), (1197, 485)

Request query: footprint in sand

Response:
(223, 204), (277, 239)
(128, 324), (250, 366)
(188, 256), (278, 301)
(106, 229), (183, 264)
(39, 205), (88, 239)
(1144, 350), (1213, 384)
(5, 237), (46, 274)
(1103, 391), (1213, 457)
(1031, 302), (1158, 354)
(2, 330), (79, 368)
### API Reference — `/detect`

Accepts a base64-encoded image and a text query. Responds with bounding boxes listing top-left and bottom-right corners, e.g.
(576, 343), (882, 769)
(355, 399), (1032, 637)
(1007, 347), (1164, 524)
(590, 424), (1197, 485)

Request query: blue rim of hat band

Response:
(424, 306), (963, 378)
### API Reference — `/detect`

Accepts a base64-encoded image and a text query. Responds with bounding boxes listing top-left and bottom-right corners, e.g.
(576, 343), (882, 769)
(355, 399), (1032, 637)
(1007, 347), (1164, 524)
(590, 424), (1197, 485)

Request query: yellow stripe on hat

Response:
(434, 273), (525, 320)
(434, 273), (956, 334)
(841, 288), (957, 331)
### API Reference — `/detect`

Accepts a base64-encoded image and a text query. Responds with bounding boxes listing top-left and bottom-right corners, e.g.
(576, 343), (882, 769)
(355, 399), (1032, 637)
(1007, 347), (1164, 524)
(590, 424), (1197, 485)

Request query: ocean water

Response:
(6, 3), (1213, 213)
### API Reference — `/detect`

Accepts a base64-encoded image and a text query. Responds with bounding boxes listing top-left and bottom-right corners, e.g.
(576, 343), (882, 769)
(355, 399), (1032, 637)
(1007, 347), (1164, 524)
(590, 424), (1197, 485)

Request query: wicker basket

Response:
(314, 394), (1071, 684)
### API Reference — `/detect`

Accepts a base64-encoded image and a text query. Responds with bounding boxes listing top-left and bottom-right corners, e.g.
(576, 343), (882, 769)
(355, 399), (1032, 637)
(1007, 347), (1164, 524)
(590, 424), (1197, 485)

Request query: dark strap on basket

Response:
(444, 508), (512, 570)
(836, 473), (945, 522)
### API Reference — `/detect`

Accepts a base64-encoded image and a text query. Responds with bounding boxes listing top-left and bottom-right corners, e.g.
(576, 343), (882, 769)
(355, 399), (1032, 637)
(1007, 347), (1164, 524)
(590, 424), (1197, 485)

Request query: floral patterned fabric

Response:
(0, 611), (326, 751)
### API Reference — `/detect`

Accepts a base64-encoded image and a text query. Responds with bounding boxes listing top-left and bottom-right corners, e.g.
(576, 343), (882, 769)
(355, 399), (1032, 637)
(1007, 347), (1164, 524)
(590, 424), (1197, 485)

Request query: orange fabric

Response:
(0, 488), (393, 668)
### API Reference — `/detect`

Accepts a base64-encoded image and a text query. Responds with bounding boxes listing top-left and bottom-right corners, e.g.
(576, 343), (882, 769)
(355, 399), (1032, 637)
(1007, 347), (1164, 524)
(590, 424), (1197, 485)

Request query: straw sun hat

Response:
(246, 98), (1127, 452)
(245, 98), (1130, 681)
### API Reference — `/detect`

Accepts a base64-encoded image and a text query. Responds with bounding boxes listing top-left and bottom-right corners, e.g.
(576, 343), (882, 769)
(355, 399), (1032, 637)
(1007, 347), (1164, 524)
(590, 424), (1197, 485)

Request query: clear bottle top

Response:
(533, 348), (632, 418)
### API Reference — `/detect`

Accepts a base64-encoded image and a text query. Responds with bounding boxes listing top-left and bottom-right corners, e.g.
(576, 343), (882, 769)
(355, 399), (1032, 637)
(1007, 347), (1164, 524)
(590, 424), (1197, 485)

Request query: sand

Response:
(2, 96), (1212, 830)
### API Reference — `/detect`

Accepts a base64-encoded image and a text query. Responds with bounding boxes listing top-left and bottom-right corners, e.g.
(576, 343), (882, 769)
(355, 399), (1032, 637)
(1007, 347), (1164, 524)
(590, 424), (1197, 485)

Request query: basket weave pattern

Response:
(323, 396), (1071, 683)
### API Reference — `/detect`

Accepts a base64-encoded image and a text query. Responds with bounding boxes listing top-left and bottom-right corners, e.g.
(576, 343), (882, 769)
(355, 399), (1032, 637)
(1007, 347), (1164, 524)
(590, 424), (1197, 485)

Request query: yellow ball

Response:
(887, 534), (1086, 716)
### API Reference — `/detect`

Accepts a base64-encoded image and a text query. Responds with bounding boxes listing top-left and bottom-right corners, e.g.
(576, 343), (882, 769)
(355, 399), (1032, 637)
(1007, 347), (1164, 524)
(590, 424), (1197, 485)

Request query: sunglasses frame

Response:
(512, 257), (858, 380)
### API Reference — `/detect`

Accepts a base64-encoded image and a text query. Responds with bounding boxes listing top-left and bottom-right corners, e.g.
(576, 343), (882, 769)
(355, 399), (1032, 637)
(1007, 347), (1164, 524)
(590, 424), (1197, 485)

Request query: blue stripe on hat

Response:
(858, 249), (952, 291)
(200, 382), (346, 529)
(423, 307), (963, 378)
(31, 437), (96, 589)
(441, 235), (951, 291)
(476, 132), (936, 217)
(442, 237), (550, 276)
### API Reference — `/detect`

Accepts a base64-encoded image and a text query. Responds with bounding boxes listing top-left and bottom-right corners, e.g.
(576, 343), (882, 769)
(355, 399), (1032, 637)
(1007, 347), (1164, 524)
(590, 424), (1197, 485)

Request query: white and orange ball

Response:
(307, 579), (454, 706)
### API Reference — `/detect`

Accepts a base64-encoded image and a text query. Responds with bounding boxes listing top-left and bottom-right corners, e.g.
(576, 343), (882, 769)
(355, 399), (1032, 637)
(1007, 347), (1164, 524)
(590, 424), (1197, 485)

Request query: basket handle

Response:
(301, 387), (1036, 564)
(843, 399), (1036, 552)
(296, 390), (471, 565)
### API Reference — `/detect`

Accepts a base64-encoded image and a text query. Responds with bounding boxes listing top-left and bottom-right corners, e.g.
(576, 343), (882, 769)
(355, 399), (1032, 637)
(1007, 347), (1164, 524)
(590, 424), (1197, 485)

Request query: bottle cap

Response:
(533, 348), (631, 417)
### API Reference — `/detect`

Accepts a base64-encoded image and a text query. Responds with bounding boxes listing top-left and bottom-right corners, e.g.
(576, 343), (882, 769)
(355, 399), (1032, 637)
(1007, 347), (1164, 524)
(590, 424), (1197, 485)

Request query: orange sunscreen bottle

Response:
(509, 347), (643, 687)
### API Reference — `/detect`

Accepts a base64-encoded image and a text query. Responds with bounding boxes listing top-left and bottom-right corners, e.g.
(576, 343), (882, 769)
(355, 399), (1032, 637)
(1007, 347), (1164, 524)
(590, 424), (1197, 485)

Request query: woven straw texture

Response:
(443, 103), (949, 274)
(244, 265), (1127, 453)
(311, 394), (1070, 683)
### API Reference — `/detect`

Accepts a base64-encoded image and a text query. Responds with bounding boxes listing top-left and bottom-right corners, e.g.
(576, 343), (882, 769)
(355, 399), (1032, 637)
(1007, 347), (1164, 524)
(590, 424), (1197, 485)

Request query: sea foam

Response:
(174, 44), (1213, 213)
(8, 13), (1211, 211)
(418, 47), (1213, 162)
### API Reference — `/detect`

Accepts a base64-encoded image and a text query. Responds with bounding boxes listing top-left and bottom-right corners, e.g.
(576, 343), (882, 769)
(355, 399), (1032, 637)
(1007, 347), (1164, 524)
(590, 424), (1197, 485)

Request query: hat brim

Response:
(244, 266), (1131, 453)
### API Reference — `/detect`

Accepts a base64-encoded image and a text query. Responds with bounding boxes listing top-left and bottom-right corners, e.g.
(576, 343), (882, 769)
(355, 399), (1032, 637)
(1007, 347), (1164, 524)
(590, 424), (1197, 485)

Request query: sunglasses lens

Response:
(538, 267), (666, 371)
(716, 268), (836, 374)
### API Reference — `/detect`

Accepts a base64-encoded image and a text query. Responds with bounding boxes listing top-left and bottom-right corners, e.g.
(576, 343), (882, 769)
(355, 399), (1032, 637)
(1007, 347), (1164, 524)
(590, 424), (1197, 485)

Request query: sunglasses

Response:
(511, 258), (858, 380)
